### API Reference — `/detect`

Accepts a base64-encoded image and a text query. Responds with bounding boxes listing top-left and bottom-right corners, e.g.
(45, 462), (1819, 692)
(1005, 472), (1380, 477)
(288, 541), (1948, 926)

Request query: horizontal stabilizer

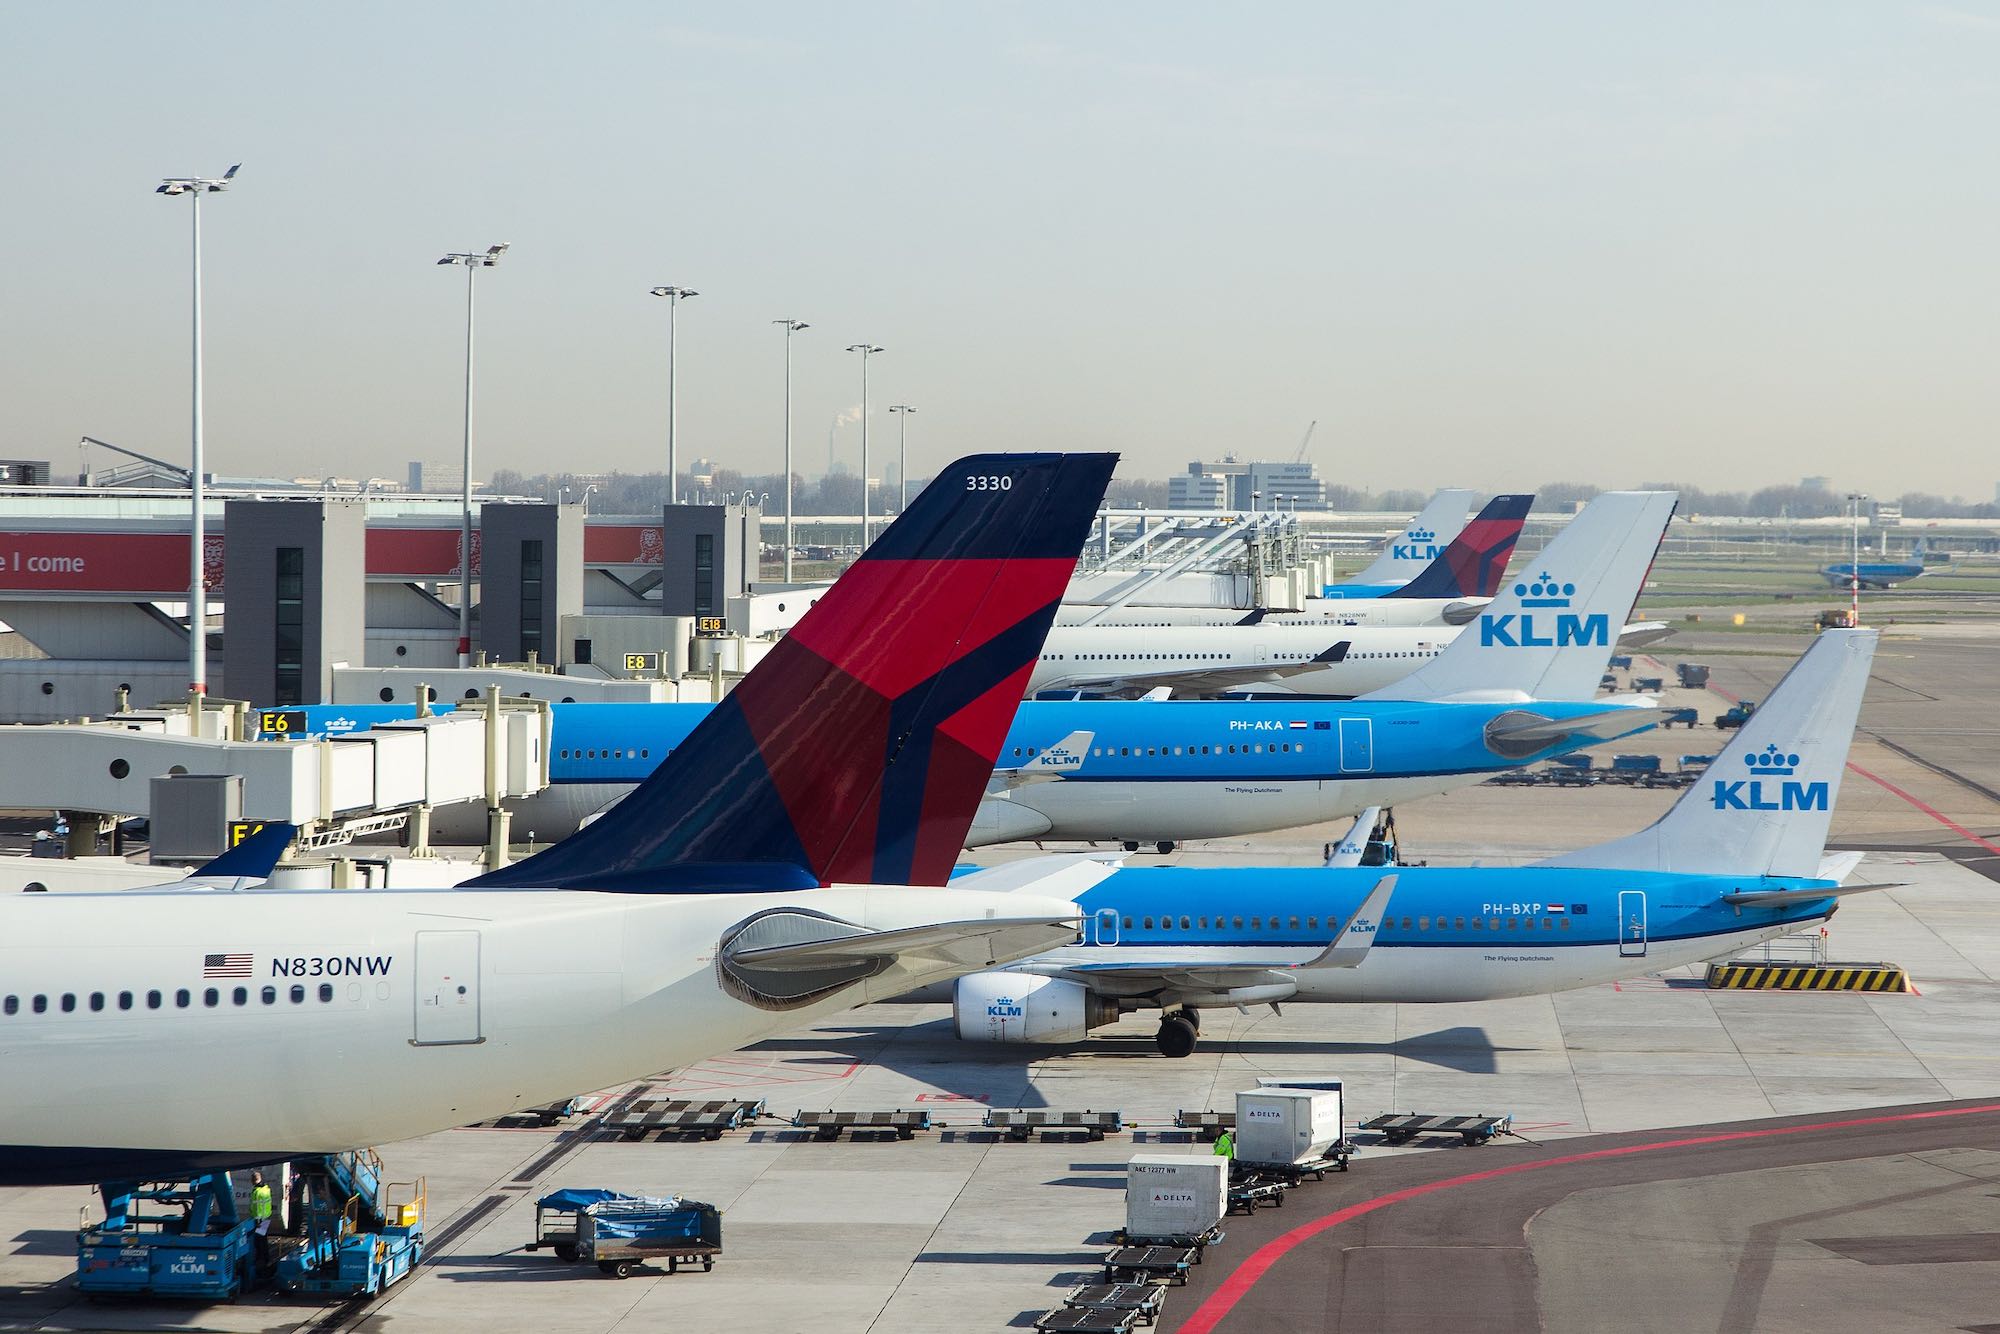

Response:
(951, 854), (1121, 900)
(1484, 702), (1657, 759)
(1722, 882), (1903, 907)
(1618, 621), (1675, 649)
(1817, 851), (1867, 883)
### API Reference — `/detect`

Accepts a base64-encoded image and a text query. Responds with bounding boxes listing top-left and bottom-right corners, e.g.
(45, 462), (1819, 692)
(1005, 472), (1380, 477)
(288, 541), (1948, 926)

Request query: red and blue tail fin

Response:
(468, 452), (1117, 892)
(1387, 493), (1532, 599)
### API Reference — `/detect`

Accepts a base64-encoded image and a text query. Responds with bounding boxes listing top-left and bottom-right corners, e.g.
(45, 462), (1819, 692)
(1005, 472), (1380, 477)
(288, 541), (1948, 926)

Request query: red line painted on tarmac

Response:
(1174, 1101), (2000, 1334)
(1845, 760), (2000, 856)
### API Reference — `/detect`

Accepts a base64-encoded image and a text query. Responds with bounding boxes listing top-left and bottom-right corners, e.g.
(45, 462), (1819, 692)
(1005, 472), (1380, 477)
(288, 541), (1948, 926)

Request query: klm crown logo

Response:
(1516, 572), (1576, 608)
(1712, 742), (1828, 812)
(1479, 571), (1606, 648)
(1391, 525), (1443, 562)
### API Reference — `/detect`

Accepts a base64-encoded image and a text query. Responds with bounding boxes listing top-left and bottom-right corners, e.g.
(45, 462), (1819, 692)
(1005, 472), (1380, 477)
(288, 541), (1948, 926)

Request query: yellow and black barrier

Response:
(1705, 961), (1908, 992)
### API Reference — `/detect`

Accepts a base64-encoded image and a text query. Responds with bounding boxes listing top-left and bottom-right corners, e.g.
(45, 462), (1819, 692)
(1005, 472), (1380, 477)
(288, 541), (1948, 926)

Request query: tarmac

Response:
(4, 610), (1999, 1332)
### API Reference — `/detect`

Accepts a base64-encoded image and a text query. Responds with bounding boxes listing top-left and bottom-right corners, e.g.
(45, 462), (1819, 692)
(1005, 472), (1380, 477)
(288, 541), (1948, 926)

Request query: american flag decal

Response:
(203, 953), (253, 978)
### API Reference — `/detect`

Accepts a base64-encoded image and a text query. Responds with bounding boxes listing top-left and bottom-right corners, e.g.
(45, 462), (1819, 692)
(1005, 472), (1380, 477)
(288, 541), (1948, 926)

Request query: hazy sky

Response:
(3, 3), (1997, 497)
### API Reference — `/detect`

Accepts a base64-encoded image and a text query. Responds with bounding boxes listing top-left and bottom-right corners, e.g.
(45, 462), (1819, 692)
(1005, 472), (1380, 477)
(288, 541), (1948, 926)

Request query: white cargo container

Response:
(1125, 1155), (1227, 1242)
(1235, 1085), (1344, 1167)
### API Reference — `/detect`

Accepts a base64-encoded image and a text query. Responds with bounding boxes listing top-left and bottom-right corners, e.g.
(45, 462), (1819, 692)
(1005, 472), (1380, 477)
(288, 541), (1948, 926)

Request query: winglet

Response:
(995, 731), (1095, 790)
(178, 821), (298, 891)
(1324, 808), (1380, 867)
(1303, 874), (1396, 969)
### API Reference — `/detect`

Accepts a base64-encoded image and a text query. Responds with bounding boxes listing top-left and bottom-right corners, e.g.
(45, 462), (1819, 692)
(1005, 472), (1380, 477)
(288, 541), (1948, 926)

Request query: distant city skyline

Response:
(3, 3), (1998, 500)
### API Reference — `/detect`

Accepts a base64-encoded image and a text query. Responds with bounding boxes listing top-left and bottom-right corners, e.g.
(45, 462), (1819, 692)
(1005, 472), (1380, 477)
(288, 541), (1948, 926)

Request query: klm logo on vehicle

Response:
(987, 996), (1024, 1020)
(1711, 744), (1829, 812)
(1479, 572), (1609, 648)
(1391, 526), (1443, 562)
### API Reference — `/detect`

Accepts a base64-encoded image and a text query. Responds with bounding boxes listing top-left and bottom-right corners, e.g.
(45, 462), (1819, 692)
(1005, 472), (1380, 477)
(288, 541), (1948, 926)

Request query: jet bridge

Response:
(0, 691), (548, 862)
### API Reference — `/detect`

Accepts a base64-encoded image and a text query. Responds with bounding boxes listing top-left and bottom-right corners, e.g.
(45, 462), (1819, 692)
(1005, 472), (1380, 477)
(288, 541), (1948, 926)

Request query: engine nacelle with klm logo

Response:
(954, 972), (1119, 1043)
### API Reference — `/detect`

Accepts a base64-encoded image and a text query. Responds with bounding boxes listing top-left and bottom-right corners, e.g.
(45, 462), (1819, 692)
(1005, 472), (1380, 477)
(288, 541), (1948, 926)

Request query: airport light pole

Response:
(437, 243), (509, 667)
(651, 286), (698, 503)
(846, 344), (884, 546)
(156, 163), (239, 701)
(888, 404), (917, 511)
(774, 319), (809, 579)
(1846, 492), (1867, 627)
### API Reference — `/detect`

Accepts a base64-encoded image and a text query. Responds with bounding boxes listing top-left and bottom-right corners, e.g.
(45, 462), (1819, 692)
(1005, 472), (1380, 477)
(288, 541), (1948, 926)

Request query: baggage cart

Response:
(985, 1108), (1123, 1142)
(580, 1198), (722, 1279)
(1065, 1281), (1167, 1325)
(1102, 1244), (1198, 1285)
(1360, 1112), (1511, 1146)
(528, 1188), (641, 1262)
(1037, 1306), (1139, 1333)
(791, 1109), (931, 1141)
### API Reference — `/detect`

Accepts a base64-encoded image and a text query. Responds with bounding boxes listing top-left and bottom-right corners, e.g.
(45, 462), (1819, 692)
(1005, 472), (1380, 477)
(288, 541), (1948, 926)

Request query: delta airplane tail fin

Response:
(1359, 491), (1677, 704)
(1348, 489), (1476, 587)
(1541, 628), (1878, 878)
(1387, 494), (1533, 599)
(178, 821), (298, 891)
(469, 452), (1117, 892)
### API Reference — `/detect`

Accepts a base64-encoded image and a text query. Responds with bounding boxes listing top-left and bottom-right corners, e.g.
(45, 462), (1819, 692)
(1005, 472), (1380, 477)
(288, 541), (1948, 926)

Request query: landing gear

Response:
(1123, 841), (1141, 853)
(1155, 841), (1177, 855)
(1156, 1011), (1198, 1057)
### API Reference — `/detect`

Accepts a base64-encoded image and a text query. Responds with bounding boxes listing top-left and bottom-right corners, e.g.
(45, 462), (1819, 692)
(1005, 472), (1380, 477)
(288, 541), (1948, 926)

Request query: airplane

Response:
(0, 452), (1117, 1186)
(263, 492), (1673, 853)
(1027, 489), (1666, 699)
(1821, 538), (1937, 590)
(937, 626), (1883, 1056)
(1061, 493), (1533, 630)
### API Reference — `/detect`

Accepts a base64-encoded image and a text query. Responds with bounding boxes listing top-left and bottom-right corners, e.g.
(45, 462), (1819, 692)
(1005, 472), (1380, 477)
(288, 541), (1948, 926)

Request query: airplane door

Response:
(1092, 908), (1120, 946)
(1617, 891), (1648, 958)
(413, 930), (483, 1045)
(1339, 718), (1374, 773)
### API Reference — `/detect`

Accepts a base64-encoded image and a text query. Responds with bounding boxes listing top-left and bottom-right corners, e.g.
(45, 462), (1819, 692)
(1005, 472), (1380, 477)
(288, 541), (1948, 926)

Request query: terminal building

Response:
(1168, 457), (1327, 511)
(0, 481), (769, 724)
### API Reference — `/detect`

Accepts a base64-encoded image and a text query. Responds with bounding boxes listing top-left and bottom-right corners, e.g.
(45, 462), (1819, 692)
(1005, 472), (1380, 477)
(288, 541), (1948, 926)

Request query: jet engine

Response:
(953, 972), (1118, 1043)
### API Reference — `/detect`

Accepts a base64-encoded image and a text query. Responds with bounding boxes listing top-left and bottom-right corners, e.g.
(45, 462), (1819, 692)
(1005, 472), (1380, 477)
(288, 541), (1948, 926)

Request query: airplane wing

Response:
(1036, 875), (1398, 996)
(1483, 701), (1658, 759)
(991, 731), (1095, 790)
(1721, 882), (1904, 907)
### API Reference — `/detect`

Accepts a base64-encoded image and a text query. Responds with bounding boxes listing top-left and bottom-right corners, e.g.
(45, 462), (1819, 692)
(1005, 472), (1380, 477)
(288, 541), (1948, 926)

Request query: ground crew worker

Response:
(1212, 1128), (1234, 1159)
(250, 1171), (274, 1270)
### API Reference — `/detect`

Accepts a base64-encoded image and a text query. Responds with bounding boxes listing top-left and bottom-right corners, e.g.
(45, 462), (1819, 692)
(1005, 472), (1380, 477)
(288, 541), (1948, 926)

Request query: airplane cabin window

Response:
(1489, 917), (1502, 931)
(1250, 917), (1262, 929)
(1289, 916), (1300, 930)
(118, 991), (134, 1010)
(1180, 916), (1191, 930)
(204, 988), (219, 1007)
(61, 994), (75, 1013)
(262, 986), (278, 1004)
(1418, 916), (1430, 930)
(1123, 917), (1133, 929)
(1161, 917), (1172, 931)
(1471, 918), (1484, 931)
(147, 990), (162, 1009)
(1143, 917), (1155, 929)
(176, 989), (191, 1007)
(319, 983), (335, 1001)
(89, 993), (104, 1012)
(2, 996), (14, 1015)
(1233, 916), (1244, 929)
(291, 985), (306, 1003)
(232, 987), (248, 1006)
(1542, 918), (1554, 930)
(33, 995), (47, 1013)
(1559, 919), (1571, 931)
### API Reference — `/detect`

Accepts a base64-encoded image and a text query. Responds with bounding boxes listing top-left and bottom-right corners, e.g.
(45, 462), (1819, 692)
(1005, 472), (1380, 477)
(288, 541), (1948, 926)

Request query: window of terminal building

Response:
(520, 539), (544, 660)
(694, 533), (715, 617)
(275, 547), (305, 705)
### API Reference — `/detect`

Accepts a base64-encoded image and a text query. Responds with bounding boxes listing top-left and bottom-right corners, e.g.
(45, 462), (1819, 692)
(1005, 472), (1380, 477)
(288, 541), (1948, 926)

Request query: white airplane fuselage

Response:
(0, 884), (1070, 1182)
(1057, 597), (1484, 630)
(1033, 622), (1450, 697)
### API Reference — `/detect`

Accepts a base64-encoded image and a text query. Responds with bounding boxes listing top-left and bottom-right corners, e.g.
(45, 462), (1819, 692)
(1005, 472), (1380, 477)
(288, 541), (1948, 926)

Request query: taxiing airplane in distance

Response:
(941, 627), (1882, 1055)
(1821, 538), (1938, 590)
(0, 452), (1115, 1185)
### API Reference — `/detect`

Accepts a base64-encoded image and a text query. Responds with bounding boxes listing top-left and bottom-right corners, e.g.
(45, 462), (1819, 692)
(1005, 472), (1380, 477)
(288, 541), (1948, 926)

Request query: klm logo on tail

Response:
(1479, 572), (1609, 648)
(1391, 526), (1443, 562)
(1711, 744), (1829, 812)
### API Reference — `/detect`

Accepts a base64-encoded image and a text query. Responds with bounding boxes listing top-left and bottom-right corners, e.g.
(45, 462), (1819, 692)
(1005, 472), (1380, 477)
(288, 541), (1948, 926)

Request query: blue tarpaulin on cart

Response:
(535, 1189), (637, 1214)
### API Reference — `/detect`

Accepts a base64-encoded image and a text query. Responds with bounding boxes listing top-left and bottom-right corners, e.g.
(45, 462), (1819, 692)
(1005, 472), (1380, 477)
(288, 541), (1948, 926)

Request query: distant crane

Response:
(1292, 420), (1317, 463)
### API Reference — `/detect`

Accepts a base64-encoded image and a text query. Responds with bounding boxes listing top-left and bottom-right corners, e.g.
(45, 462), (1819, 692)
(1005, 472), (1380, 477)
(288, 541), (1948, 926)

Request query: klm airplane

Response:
(1322, 487), (1477, 597)
(1821, 539), (1937, 590)
(940, 628), (1883, 1056)
(257, 494), (1675, 850)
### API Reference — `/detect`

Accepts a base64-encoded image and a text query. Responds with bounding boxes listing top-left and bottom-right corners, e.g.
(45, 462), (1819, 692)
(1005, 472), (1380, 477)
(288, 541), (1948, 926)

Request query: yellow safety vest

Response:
(251, 1184), (273, 1220)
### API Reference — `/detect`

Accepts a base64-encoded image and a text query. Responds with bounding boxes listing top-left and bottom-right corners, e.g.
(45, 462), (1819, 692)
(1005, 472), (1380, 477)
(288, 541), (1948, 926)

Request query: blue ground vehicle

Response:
(530, 1191), (722, 1279)
(273, 1151), (424, 1297)
(76, 1175), (254, 1300)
